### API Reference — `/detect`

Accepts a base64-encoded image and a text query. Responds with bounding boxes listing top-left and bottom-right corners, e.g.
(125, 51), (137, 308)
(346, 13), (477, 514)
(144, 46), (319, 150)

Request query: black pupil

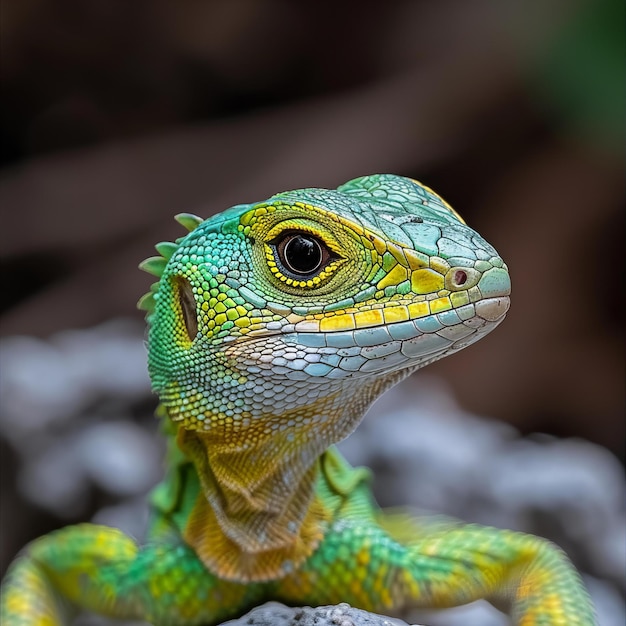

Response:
(283, 235), (323, 275)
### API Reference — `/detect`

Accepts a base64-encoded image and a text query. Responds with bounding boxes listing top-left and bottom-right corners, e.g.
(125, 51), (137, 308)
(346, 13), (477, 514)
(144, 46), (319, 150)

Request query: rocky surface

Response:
(220, 602), (413, 626)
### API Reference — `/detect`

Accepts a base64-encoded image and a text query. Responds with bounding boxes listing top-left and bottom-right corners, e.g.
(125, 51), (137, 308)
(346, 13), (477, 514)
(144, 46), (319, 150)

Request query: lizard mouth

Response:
(475, 296), (510, 322)
(225, 293), (511, 348)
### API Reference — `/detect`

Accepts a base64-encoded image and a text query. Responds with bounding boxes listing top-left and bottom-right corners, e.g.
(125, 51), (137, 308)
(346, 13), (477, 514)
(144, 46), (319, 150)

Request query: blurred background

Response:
(0, 1), (624, 624)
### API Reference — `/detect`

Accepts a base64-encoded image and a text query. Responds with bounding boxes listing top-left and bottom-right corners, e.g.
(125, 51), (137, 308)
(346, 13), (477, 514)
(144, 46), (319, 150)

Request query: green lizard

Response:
(1, 174), (596, 625)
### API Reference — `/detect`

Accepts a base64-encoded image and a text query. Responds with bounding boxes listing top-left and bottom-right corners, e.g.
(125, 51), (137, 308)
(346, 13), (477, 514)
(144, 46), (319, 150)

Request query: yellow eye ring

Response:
(264, 232), (344, 288)
(268, 231), (337, 279)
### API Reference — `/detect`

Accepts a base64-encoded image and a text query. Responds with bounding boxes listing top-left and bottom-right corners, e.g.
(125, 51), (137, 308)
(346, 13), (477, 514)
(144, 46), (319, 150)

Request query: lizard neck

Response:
(166, 368), (413, 582)
(176, 425), (331, 582)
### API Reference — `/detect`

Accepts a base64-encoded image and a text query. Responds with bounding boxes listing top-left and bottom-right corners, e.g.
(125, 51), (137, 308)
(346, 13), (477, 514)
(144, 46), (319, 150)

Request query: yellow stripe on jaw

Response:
(354, 309), (385, 329)
(429, 296), (452, 314)
(407, 301), (430, 318)
(320, 314), (356, 332)
(301, 289), (461, 334)
(315, 296), (453, 333)
(382, 306), (410, 324)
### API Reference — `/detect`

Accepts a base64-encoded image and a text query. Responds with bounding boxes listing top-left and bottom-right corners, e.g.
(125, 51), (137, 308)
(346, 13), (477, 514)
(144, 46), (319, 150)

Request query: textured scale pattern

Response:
(1, 175), (596, 625)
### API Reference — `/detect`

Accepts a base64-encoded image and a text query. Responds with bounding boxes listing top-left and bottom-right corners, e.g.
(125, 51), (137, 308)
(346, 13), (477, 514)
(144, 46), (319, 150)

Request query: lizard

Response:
(1, 174), (596, 625)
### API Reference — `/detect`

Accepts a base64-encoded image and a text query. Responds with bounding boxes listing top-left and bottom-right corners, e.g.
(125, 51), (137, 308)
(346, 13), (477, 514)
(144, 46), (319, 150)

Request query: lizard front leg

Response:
(1, 522), (263, 625)
(276, 513), (597, 625)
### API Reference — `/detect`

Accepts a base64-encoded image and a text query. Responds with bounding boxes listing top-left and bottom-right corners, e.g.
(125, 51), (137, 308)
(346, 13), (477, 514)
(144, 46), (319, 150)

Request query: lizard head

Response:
(141, 174), (510, 451)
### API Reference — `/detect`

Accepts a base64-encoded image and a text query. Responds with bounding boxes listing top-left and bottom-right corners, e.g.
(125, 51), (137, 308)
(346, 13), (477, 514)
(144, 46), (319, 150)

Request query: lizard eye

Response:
(174, 276), (198, 341)
(271, 232), (334, 279)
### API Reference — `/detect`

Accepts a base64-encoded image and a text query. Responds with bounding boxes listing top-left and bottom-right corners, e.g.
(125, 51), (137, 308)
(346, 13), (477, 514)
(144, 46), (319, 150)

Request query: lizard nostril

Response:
(453, 270), (467, 286)
(444, 266), (480, 291)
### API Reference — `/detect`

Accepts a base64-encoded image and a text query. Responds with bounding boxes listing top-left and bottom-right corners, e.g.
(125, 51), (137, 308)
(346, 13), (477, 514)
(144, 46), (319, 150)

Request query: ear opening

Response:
(174, 276), (198, 341)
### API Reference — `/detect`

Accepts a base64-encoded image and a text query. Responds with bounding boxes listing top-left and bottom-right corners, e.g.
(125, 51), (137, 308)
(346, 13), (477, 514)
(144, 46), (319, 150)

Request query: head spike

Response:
(175, 213), (203, 232)
(137, 291), (156, 313)
(139, 256), (168, 277)
(155, 241), (179, 260)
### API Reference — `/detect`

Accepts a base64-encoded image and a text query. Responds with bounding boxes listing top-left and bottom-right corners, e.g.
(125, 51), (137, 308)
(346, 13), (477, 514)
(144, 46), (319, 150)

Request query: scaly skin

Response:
(1, 175), (596, 625)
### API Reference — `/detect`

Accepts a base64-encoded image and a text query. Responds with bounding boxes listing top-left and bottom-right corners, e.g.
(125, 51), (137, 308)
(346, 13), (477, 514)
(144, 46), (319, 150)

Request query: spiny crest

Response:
(137, 212), (204, 316)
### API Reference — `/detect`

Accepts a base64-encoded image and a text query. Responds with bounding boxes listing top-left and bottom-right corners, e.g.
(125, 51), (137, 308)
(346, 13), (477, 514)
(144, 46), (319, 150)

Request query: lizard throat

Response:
(177, 426), (331, 582)
(169, 366), (415, 582)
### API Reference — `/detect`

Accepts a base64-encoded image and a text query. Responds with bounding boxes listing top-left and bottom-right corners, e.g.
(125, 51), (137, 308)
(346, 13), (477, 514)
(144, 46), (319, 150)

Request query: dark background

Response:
(0, 0), (624, 609)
